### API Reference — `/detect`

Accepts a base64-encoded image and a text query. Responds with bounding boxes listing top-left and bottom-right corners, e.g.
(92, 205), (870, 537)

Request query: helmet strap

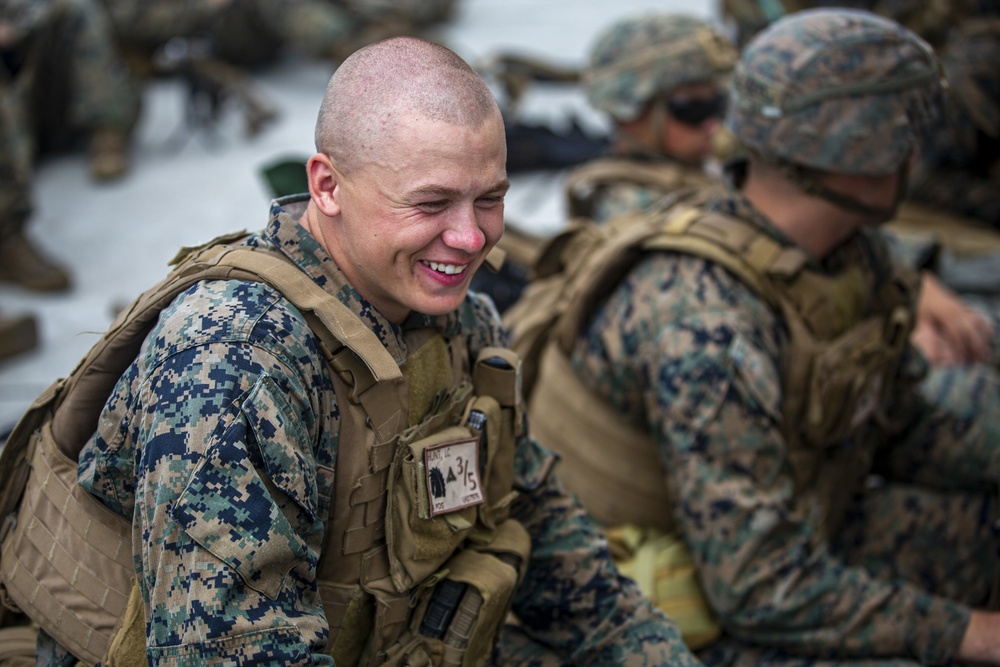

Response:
(782, 160), (909, 224)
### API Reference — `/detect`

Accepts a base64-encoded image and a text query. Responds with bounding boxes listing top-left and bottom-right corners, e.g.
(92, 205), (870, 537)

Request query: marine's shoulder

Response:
(143, 278), (321, 368)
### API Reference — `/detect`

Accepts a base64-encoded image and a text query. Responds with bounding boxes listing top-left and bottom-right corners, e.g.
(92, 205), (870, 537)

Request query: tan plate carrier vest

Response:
(504, 204), (917, 632)
(0, 233), (529, 667)
(564, 157), (716, 221)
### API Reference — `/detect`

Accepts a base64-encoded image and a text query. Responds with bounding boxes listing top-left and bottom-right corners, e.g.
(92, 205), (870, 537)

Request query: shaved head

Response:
(315, 37), (501, 173)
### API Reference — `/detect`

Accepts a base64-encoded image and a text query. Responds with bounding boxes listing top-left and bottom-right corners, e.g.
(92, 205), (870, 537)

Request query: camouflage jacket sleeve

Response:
(78, 280), (338, 667)
(572, 252), (969, 665)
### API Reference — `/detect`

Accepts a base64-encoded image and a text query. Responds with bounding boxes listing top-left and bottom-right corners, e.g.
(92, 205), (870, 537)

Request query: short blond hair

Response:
(315, 37), (500, 172)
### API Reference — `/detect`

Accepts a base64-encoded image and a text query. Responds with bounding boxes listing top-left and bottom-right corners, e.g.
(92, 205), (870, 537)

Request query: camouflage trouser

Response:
(697, 483), (999, 667)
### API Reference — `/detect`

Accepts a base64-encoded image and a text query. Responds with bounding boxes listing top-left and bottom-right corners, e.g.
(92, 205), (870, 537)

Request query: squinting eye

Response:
(419, 201), (448, 212)
(476, 196), (505, 208)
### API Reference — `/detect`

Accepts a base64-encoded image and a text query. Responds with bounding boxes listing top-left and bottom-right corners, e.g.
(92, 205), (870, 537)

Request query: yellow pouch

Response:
(606, 525), (721, 649)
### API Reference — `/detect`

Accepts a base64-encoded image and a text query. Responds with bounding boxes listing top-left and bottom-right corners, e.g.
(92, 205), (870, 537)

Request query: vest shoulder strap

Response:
(565, 158), (711, 219)
(640, 206), (811, 313)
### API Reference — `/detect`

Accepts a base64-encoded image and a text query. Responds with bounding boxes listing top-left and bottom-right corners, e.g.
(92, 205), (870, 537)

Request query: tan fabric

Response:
(0, 624), (37, 667)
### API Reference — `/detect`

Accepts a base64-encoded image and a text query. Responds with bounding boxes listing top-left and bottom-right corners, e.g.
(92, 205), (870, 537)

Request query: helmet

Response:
(583, 14), (738, 123)
(727, 8), (946, 176)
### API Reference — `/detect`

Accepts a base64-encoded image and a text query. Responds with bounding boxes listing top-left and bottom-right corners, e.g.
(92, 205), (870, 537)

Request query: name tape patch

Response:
(424, 437), (485, 516)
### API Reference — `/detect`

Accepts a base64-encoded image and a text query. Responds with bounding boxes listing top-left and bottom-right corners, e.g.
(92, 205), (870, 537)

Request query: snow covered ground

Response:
(0, 0), (720, 431)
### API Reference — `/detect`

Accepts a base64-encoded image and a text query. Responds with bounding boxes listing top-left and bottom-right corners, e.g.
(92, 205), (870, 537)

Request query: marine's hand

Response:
(914, 272), (994, 365)
(957, 610), (1000, 664)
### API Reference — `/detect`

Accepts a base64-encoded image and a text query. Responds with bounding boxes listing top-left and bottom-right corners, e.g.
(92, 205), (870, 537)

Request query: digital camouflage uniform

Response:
(35, 194), (698, 666)
(514, 10), (1000, 666)
(566, 14), (736, 224)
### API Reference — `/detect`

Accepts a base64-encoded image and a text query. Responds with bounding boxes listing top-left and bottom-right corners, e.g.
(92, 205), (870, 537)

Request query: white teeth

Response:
(426, 261), (467, 275)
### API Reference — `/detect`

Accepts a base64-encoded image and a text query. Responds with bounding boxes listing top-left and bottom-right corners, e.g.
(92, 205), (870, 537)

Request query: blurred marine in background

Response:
(506, 8), (1000, 664)
(565, 13), (737, 224)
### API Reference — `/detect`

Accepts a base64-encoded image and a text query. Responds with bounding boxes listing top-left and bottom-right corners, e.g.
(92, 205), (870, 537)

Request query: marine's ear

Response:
(307, 153), (341, 218)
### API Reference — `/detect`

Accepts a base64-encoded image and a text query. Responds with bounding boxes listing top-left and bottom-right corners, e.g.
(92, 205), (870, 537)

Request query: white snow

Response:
(0, 0), (720, 429)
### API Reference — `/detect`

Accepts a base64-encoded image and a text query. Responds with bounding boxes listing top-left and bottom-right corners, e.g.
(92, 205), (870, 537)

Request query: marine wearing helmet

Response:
(728, 8), (945, 220)
(582, 13), (738, 164)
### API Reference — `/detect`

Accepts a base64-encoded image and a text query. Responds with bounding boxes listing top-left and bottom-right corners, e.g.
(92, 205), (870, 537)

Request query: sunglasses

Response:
(665, 93), (727, 127)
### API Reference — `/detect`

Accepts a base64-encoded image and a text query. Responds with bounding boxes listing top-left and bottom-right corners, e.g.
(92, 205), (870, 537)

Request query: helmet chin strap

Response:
(781, 159), (910, 224)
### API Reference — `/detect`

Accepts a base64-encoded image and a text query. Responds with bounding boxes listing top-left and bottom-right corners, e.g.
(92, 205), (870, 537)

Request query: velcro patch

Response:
(424, 437), (485, 516)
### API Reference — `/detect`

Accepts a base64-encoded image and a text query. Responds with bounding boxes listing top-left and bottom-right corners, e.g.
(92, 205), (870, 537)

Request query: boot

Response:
(0, 313), (39, 363)
(0, 232), (72, 293)
(89, 127), (130, 182)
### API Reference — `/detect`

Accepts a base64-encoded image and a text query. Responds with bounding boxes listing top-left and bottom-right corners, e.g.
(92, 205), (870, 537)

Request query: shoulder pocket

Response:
(171, 377), (311, 600)
(728, 333), (782, 423)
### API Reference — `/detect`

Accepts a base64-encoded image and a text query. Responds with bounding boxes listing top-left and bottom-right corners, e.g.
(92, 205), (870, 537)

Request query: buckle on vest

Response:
(330, 346), (378, 404)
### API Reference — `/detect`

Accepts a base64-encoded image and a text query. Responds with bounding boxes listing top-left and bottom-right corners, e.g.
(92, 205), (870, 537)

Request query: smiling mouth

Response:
(422, 261), (468, 275)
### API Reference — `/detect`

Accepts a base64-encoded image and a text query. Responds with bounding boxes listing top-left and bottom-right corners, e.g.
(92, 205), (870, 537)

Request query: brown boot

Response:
(0, 232), (72, 293)
(0, 313), (39, 363)
(89, 127), (130, 182)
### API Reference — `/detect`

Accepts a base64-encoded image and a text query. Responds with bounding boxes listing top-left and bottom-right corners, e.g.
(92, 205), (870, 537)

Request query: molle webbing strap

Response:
(0, 427), (134, 665)
(47, 243), (402, 457)
(210, 247), (405, 443)
(547, 213), (670, 355)
(643, 207), (809, 295)
(550, 206), (807, 355)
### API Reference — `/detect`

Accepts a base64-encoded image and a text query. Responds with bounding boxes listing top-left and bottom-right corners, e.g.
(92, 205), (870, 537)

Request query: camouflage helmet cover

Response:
(727, 8), (946, 176)
(583, 13), (738, 122)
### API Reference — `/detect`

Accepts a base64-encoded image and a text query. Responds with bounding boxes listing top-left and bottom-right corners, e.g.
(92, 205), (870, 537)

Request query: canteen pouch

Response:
(384, 519), (530, 667)
(606, 525), (720, 649)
